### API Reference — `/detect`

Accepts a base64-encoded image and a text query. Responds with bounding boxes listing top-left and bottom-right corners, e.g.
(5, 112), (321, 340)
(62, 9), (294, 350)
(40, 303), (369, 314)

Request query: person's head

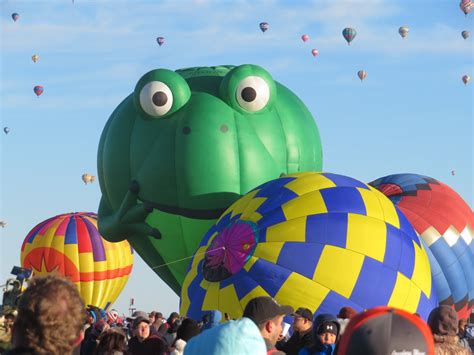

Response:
(292, 307), (313, 333)
(133, 315), (151, 342)
(337, 307), (357, 320)
(458, 318), (467, 332)
(427, 305), (458, 336)
(12, 275), (85, 355)
(4, 312), (16, 328)
(168, 312), (179, 325)
(94, 328), (127, 354)
(243, 296), (294, 345)
(176, 318), (200, 343)
(149, 311), (157, 324)
(86, 310), (95, 325)
(316, 320), (339, 345)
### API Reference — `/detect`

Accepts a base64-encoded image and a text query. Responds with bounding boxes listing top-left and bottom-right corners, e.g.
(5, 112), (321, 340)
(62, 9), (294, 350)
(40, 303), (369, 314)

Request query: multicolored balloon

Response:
(82, 173), (96, 184)
(399, 26), (409, 39)
(259, 22), (269, 33)
(370, 174), (474, 319)
(357, 70), (367, 81)
(156, 37), (165, 46)
(11, 13), (19, 22)
(342, 27), (357, 45)
(32, 54), (39, 63)
(180, 173), (438, 321)
(460, 0), (472, 15)
(462, 30), (470, 39)
(462, 75), (470, 85)
(21, 212), (134, 310)
(301, 34), (309, 42)
(311, 49), (319, 57)
(33, 85), (44, 97)
(3, 127), (10, 135)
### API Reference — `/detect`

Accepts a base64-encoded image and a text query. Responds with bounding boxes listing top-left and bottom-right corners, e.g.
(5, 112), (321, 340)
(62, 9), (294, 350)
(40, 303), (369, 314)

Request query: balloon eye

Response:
(236, 76), (270, 112)
(139, 81), (173, 117)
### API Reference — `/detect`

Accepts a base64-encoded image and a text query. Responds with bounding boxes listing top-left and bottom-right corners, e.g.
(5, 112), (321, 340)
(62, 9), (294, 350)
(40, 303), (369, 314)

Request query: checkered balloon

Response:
(180, 173), (438, 320)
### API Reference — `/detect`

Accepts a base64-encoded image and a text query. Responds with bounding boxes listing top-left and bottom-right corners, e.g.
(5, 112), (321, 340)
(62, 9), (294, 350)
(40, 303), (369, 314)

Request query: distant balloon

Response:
(462, 75), (470, 85)
(399, 26), (409, 39)
(451, 170), (456, 176)
(4, 127), (10, 134)
(462, 30), (470, 39)
(301, 34), (309, 42)
(0, 221), (6, 228)
(311, 49), (319, 57)
(156, 37), (165, 46)
(11, 13), (19, 22)
(460, 0), (472, 15)
(259, 22), (269, 33)
(33, 86), (44, 97)
(342, 27), (357, 45)
(31, 54), (39, 63)
(358, 70), (367, 81)
(82, 173), (96, 185)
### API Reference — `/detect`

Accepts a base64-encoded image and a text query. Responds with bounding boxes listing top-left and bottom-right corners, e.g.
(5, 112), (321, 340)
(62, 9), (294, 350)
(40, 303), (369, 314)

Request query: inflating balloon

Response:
(399, 26), (409, 39)
(259, 22), (269, 33)
(342, 27), (357, 45)
(3, 127), (10, 135)
(462, 30), (470, 39)
(311, 49), (319, 57)
(33, 86), (44, 97)
(21, 212), (134, 310)
(97, 65), (323, 294)
(156, 37), (165, 46)
(462, 75), (470, 85)
(301, 34), (309, 42)
(357, 70), (367, 81)
(31, 54), (39, 63)
(11, 13), (19, 22)
(180, 172), (438, 321)
(370, 174), (474, 319)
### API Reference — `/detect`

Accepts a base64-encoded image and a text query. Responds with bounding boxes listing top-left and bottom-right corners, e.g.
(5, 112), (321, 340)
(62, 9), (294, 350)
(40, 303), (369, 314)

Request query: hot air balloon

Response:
(460, 0), (472, 15)
(301, 34), (309, 42)
(11, 13), (19, 22)
(399, 26), (409, 39)
(357, 70), (367, 81)
(259, 22), (269, 33)
(32, 54), (39, 63)
(342, 27), (357, 45)
(370, 174), (474, 319)
(0, 221), (6, 228)
(180, 173), (438, 321)
(451, 170), (456, 176)
(156, 37), (165, 46)
(82, 173), (96, 184)
(462, 31), (470, 39)
(462, 75), (470, 85)
(3, 127), (10, 135)
(33, 86), (44, 97)
(20, 212), (134, 310)
(311, 49), (319, 57)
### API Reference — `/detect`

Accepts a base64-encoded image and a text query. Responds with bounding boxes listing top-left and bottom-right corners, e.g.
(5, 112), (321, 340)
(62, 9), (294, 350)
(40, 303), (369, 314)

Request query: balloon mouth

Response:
(202, 220), (258, 282)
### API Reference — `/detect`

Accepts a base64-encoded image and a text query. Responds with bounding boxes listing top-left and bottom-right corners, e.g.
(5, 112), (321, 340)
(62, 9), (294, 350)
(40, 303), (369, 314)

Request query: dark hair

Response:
(93, 329), (127, 355)
(175, 318), (200, 343)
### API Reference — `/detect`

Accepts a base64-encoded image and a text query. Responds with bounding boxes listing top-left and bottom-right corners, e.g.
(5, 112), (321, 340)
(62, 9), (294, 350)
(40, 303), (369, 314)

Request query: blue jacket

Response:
(201, 310), (222, 332)
(298, 314), (340, 355)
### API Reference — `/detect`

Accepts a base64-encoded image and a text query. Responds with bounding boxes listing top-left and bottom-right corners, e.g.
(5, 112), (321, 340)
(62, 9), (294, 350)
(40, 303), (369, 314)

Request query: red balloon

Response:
(311, 49), (319, 57)
(34, 85), (44, 97)
(301, 34), (309, 42)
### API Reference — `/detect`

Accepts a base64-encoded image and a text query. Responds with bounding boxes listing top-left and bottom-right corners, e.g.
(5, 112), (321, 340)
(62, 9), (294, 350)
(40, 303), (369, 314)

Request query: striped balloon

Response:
(370, 174), (474, 319)
(21, 212), (133, 310)
(342, 27), (357, 45)
(180, 173), (437, 321)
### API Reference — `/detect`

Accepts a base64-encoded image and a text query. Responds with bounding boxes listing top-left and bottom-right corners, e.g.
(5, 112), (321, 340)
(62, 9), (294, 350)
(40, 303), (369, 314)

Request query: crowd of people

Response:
(0, 275), (473, 354)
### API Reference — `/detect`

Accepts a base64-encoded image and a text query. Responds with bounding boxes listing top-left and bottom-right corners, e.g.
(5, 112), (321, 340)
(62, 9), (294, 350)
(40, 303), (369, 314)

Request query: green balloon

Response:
(97, 65), (323, 294)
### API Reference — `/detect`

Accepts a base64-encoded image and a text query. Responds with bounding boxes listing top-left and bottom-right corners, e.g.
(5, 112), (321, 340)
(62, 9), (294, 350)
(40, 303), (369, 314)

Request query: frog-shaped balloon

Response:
(97, 65), (322, 293)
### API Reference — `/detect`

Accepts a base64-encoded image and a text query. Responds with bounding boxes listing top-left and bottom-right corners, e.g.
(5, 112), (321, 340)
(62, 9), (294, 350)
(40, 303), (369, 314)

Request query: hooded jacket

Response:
(299, 314), (340, 355)
(200, 310), (222, 332)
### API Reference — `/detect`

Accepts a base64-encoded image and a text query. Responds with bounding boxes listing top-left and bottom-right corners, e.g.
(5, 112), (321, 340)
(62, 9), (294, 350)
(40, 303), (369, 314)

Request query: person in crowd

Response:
(159, 312), (180, 335)
(337, 306), (435, 354)
(0, 311), (16, 352)
(299, 314), (340, 355)
(427, 305), (471, 354)
(6, 275), (85, 355)
(150, 312), (164, 335)
(127, 312), (167, 355)
(93, 328), (127, 355)
(277, 307), (314, 355)
(185, 317), (267, 355)
(457, 318), (470, 349)
(336, 307), (357, 335)
(243, 296), (293, 354)
(200, 310), (222, 332)
(81, 319), (110, 355)
(170, 318), (200, 355)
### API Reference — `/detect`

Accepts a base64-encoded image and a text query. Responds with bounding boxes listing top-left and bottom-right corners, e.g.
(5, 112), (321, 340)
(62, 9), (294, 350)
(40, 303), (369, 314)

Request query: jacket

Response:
(298, 314), (341, 355)
(433, 334), (471, 355)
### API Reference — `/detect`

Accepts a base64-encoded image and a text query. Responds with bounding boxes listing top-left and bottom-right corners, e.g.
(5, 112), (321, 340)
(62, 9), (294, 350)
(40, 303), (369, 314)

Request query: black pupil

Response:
(241, 87), (257, 102)
(152, 91), (168, 106)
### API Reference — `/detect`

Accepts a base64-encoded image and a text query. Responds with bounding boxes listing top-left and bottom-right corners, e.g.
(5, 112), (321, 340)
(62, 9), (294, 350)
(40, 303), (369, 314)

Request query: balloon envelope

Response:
(11, 13), (19, 22)
(33, 86), (44, 97)
(3, 127), (10, 134)
(460, 0), (472, 15)
(259, 22), (269, 32)
(342, 27), (357, 44)
(301, 34), (309, 42)
(21, 212), (134, 310)
(181, 173), (438, 321)
(462, 30), (470, 39)
(370, 174), (474, 319)
(358, 70), (367, 81)
(311, 49), (319, 57)
(399, 26), (409, 38)
(462, 75), (470, 85)
(156, 37), (165, 46)
(32, 54), (39, 63)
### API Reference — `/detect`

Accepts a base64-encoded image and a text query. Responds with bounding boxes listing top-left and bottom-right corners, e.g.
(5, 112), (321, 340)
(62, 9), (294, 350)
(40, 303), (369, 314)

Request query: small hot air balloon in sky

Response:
(259, 22), (269, 33)
(0, 221), (6, 228)
(301, 34), (309, 42)
(358, 70), (367, 81)
(4, 127), (10, 134)
(33, 86), (44, 97)
(32, 54), (39, 63)
(156, 37), (165, 46)
(462, 30), (470, 39)
(462, 75), (470, 85)
(311, 49), (319, 57)
(399, 26), (409, 39)
(451, 170), (456, 176)
(82, 173), (96, 184)
(460, 0), (472, 15)
(11, 13), (19, 22)
(342, 27), (357, 45)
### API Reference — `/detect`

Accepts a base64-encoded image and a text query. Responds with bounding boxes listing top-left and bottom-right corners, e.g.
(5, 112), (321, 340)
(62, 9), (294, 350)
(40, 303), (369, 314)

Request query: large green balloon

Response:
(97, 65), (322, 294)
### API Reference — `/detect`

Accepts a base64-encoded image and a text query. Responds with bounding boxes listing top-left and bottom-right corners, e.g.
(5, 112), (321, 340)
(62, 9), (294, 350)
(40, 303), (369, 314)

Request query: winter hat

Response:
(318, 321), (339, 336)
(427, 305), (458, 336)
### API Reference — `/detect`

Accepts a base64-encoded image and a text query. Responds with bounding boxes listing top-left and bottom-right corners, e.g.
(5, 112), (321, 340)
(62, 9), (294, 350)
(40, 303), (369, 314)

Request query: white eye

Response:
(236, 76), (270, 112)
(139, 81), (173, 117)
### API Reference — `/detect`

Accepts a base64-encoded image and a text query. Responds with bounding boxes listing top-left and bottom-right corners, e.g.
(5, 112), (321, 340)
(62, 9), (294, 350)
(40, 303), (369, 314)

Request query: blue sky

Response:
(1, 0), (472, 317)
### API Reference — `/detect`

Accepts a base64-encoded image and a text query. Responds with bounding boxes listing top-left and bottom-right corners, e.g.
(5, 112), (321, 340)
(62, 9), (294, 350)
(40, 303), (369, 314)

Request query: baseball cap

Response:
(292, 307), (313, 322)
(337, 307), (435, 355)
(243, 296), (294, 325)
